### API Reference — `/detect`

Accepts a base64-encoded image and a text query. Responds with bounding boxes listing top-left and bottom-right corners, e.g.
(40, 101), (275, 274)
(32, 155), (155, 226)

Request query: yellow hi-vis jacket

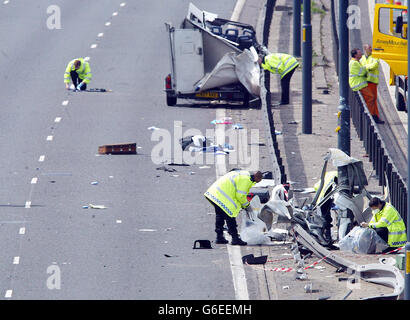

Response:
(314, 171), (338, 202)
(349, 59), (368, 91)
(204, 170), (256, 218)
(360, 54), (380, 84)
(261, 53), (299, 79)
(64, 58), (92, 84)
(369, 203), (407, 247)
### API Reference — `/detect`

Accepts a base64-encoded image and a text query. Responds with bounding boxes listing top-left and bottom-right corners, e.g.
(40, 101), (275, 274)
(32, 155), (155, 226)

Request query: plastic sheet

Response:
(239, 196), (270, 245)
(338, 226), (389, 254)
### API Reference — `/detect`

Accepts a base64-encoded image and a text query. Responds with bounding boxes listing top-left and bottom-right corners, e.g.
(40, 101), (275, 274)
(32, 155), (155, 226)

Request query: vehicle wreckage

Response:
(253, 148), (405, 300)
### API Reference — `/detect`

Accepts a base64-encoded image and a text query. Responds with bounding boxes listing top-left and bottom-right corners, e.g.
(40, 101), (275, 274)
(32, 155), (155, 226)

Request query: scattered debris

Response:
(189, 172), (196, 175)
(342, 290), (353, 300)
(232, 123), (244, 130)
(193, 240), (212, 249)
(147, 126), (160, 131)
(164, 254), (175, 258)
(91, 181), (98, 185)
(156, 166), (176, 172)
(168, 163), (190, 166)
(211, 117), (232, 125)
(98, 143), (137, 155)
(318, 296), (331, 300)
(288, 121), (300, 125)
(314, 266), (326, 270)
(304, 283), (313, 293)
(242, 254), (268, 265)
(275, 130), (282, 135)
(82, 206), (89, 209)
(89, 204), (107, 209)
(180, 135), (209, 150)
(165, 228), (173, 231)
(282, 286), (289, 290)
(172, 174), (179, 177)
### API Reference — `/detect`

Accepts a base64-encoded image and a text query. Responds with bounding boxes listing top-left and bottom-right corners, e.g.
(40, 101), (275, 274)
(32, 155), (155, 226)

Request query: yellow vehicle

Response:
(372, 2), (408, 111)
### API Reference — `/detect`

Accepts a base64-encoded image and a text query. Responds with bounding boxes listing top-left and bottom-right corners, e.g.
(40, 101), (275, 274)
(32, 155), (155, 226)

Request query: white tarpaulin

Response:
(195, 48), (261, 96)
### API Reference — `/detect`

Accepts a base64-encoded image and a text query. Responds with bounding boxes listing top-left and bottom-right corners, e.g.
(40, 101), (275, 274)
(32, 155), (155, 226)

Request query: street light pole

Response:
(337, 0), (350, 156)
(405, 0), (410, 301)
(302, 0), (312, 134)
(293, 0), (301, 57)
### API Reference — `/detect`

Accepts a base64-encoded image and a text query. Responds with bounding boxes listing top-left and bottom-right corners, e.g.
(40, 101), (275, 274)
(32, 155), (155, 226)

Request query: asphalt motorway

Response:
(0, 0), (260, 299)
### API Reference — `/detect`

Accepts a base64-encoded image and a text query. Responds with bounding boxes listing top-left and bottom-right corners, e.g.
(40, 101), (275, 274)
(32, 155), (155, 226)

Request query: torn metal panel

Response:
(292, 224), (404, 300)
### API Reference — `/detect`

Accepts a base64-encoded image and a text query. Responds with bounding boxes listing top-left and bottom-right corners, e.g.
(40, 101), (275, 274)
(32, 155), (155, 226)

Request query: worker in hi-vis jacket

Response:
(64, 58), (92, 91)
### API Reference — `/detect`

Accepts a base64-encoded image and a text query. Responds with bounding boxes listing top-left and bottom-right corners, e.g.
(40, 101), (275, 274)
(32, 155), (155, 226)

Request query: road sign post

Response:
(302, 0), (312, 134)
(293, 0), (301, 57)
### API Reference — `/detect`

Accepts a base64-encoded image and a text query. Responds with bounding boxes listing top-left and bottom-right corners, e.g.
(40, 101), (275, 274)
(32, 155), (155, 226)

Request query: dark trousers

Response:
(280, 67), (296, 104)
(208, 200), (239, 237)
(374, 227), (396, 253)
(70, 71), (87, 90)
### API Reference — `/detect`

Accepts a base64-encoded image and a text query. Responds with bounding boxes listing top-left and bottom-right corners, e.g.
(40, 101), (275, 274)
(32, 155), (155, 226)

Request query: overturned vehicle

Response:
(164, 3), (262, 107)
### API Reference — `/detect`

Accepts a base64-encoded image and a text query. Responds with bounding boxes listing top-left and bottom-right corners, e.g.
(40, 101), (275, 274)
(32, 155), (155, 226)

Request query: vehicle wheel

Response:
(242, 90), (250, 107)
(395, 86), (406, 112)
(166, 95), (177, 106)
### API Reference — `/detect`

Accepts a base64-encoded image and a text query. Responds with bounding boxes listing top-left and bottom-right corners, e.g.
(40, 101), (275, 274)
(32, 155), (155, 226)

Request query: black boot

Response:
(216, 234), (229, 244)
(231, 236), (247, 246)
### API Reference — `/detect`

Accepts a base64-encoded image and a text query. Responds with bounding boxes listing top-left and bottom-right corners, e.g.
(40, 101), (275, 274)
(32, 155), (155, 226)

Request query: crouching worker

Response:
(204, 170), (263, 246)
(64, 58), (92, 91)
(361, 197), (407, 250)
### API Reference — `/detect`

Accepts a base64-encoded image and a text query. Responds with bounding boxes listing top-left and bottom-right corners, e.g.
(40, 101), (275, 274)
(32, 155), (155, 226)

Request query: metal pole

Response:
(405, 0), (410, 301)
(302, 0), (312, 134)
(337, 0), (350, 156)
(293, 0), (301, 57)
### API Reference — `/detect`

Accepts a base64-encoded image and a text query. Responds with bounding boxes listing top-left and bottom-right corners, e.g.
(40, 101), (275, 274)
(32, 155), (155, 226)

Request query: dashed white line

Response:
(105, 22), (111, 26)
(90, 44), (97, 49)
(120, 2), (126, 7)
(19, 227), (26, 234)
(98, 33), (104, 37)
(38, 155), (45, 162)
(84, 56), (90, 61)
(31, 177), (38, 184)
(24, 202), (31, 209)
(5, 290), (12, 298)
(112, 12), (118, 16)
(13, 257), (20, 265)
(116, 220), (122, 224)
(62, 100), (69, 106)
(47, 136), (53, 141)
(4, 0), (9, 4)
(54, 117), (62, 123)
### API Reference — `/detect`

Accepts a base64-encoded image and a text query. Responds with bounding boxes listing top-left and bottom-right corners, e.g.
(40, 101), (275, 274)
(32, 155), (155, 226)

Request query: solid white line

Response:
(5, 290), (12, 298)
(105, 22), (111, 26)
(47, 136), (53, 141)
(90, 44), (97, 49)
(24, 202), (31, 209)
(54, 117), (62, 123)
(62, 100), (69, 106)
(38, 155), (45, 162)
(31, 177), (38, 184)
(98, 33), (104, 37)
(13, 257), (20, 265)
(212, 0), (249, 301)
(19, 227), (25, 234)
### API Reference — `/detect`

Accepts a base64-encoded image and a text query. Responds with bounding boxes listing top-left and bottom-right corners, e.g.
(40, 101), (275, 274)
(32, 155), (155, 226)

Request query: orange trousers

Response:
(360, 82), (379, 117)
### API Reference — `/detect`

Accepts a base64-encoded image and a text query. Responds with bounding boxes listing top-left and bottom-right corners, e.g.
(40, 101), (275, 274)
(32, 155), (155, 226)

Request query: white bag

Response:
(338, 226), (389, 254)
(239, 196), (270, 245)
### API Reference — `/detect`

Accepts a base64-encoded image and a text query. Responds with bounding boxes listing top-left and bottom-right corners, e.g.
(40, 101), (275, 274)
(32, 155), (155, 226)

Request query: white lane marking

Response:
(19, 227), (26, 234)
(4, 0), (9, 4)
(120, 2), (126, 7)
(38, 155), (45, 162)
(47, 135), (53, 141)
(98, 32), (104, 37)
(84, 56), (90, 61)
(24, 202), (31, 209)
(5, 290), (12, 298)
(31, 177), (38, 184)
(112, 11), (118, 16)
(62, 100), (69, 106)
(13, 257), (20, 265)
(116, 220), (122, 224)
(213, 0), (249, 301)
(90, 44), (97, 49)
(55, 117), (62, 123)
(105, 22), (111, 26)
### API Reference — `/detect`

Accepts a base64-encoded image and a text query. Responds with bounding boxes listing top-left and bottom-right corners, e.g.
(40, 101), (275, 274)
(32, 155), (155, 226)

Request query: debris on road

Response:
(282, 286), (289, 290)
(232, 123), (244, 130)
(275, 130), (282, 135)
(147, 126), (160, 131)
(242, 254), (268, 265)
(193, 240), (212, 249)
(98, 143), (137, 155)
(304, 283), (313, 293)
(342, 290), (353, 300)
(211, 117), (233, 125)
(156, 166), (176, 172)
(82, 206), (89, 209)
(89, 204), (107, 209)
(180, 135), (209, 150)
(91, 181), (98, 185)
(288, 121), (300, 125)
